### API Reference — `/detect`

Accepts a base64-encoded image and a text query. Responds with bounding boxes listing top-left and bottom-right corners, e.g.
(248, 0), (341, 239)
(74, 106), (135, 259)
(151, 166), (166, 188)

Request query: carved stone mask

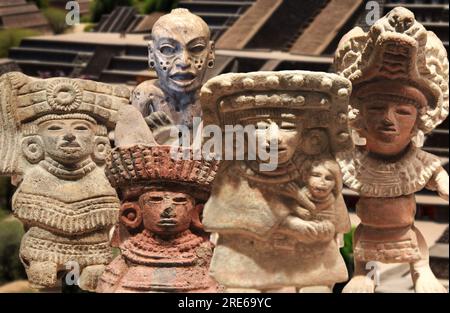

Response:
(361, 100), (418, 155)
(251, 117), (301, 165)
(37, 118), (96, 164)
(307, 164), (336, 199)
(149, 9), (214, 95)
(139, 190), (195, 236)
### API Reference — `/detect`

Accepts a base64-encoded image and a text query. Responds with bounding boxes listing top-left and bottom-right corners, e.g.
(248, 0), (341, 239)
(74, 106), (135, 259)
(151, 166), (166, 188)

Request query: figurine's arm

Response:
(131, 82), (178, 145)
(278, 215), (335, 243)
(426, 167), (449, 202)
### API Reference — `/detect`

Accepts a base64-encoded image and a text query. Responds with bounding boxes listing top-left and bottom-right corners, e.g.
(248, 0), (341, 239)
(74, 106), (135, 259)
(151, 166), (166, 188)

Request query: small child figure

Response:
(281, 159), (349, 245)
(298, 159), (342, 223)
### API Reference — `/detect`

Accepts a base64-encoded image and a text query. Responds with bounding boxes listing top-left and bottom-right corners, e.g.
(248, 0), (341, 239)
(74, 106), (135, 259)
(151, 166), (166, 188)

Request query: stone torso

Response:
(13, 164), (119, 235)
(203, 162), (349, 289)
(202, 162), (294, 237)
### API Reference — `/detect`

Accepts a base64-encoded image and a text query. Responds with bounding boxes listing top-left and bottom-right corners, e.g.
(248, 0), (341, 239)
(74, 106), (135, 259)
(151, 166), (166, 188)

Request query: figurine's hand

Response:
(314, 220), (336, 242)
(145, 111), (174, 129)
(144, 111), (178, 145)
(281, 216), (319, 243)
(292, 206), (312, 220)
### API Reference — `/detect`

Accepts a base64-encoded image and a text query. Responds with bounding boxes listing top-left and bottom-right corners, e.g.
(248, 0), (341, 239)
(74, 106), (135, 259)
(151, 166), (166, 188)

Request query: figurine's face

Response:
(38, 119), (96, 164)
(307, 164), (335, 199)
(139, 190), (195, 236)
(150, 26), (213, 94)
(361, 100), (417, 155)
(253, 118), (300, 165)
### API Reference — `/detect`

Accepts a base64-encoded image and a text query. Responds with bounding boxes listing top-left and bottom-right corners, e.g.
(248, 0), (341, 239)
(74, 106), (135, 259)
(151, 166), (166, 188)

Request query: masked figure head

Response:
(148, 8), (215, 96)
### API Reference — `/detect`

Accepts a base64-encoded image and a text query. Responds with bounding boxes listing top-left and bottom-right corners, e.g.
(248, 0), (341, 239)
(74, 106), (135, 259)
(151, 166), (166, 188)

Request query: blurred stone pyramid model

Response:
(0, 0), (51, 33)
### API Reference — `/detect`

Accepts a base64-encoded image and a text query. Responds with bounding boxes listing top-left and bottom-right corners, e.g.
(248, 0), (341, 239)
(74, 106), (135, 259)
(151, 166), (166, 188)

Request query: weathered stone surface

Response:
(97, 106), (219, 293)
(334, 7), (449, 293)
(131, 8), (215, 144)
(200, 70), (352, 291)
(0, 72), (130, 291)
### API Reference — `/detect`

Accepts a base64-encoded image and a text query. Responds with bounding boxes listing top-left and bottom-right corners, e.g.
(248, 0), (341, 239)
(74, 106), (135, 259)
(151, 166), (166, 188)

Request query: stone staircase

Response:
(178, 0), (256, 40)
(7, 34), (154, 84)
(0, 0), (51, 33)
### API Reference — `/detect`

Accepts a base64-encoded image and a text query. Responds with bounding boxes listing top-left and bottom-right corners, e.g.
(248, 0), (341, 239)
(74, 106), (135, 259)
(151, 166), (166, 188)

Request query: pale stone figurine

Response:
(334, 7), (449, 293)
(0, 72), (129, 291)
(96, 106), (219, 293)
(131, 8), (215, 144)
(200, 71), (353, 292)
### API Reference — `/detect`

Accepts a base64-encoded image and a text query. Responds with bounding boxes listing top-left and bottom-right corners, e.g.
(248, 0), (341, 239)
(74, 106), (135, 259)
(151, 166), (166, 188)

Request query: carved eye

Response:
(396, 107), (414, 116)
(74, 125), (89, 131)
(173, 197), (187, 204)
(148, 196), (163, 202)
(159, 45), (176, 55)
(189, 44), (206, 54)
(48, 125), (62, 131)
(368, 106), (384, 112)
(325, 175), (334, 181)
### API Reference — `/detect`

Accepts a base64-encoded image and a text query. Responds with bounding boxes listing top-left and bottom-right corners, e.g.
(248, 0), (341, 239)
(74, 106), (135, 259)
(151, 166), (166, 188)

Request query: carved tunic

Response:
(13, 164), (119, 267)
(97, 230), (216, 292)
(338, 145), (444, 263)
(204, 163), (350, 289)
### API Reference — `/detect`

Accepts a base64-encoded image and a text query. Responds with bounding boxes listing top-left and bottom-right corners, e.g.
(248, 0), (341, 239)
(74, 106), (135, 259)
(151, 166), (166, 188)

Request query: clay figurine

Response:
(0, 72), (130, 291)
(200, 70), (353, 292)
(131, 8), (215, 144)
(96, 106), (219, 292)
(334, 7), (449, 293)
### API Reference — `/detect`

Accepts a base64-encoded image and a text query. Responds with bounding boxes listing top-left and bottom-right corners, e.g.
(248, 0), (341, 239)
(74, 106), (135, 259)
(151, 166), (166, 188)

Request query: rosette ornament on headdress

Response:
(334, 6), (448, 134)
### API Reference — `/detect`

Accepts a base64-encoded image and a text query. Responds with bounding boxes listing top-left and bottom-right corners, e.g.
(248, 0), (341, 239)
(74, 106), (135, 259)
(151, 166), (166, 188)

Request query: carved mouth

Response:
(169, 72), (196, 87)
(312, 186), (329, 195)
(158, 218), (177, 227)
(59, 142), (81, 151)
(264, 145), (285, 153)
(377, 126), (398, 135)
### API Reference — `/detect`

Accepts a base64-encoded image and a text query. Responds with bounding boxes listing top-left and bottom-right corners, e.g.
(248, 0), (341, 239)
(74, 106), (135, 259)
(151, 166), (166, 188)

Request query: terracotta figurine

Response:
(96, 106), (219, 292)
(334, 7), (449, 293)
(200, 70), (353, 292)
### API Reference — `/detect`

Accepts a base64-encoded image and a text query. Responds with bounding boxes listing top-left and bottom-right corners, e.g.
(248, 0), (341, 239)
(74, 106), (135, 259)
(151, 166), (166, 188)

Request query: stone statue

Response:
(200, 71), (353, 292)
(131, 8), (215, 144)
(96, 106), (219, 293)
(0, 72), (129, 291)
(334, 7), (449, 293)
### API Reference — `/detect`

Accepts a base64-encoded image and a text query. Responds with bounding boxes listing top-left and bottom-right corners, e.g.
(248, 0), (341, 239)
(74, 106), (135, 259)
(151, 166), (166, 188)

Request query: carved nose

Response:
(176, 50), (191, 68)
(161, 207), (176, 218)
(382, 117), (394, 126)
(63, 133), (76, 142)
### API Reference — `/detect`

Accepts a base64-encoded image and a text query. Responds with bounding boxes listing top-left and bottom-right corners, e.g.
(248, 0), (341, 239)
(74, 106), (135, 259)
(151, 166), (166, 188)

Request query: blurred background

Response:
(0, 0), (448, 293)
